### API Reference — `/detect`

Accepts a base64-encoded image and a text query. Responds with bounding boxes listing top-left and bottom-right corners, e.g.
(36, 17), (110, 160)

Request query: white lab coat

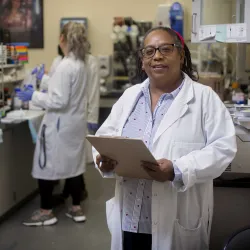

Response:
(41, 54), (100, 123)
(40, 56), (63, 91)
(31, 53), (88, 180)
(40, 54), (100, 164)
(85, 54), (100, 163)
(92, 74), (237, 250)
(85, 54), (100, 124)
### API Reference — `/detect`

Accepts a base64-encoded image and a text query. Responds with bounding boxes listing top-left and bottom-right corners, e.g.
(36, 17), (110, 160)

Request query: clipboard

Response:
(86, 135), (158, 180)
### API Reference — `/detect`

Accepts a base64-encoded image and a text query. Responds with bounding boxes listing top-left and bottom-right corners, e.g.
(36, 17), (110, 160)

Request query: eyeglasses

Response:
(140, 44), (181, 59)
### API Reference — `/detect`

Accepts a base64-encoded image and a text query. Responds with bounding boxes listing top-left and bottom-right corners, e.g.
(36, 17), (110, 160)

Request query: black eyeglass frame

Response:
(139, 43), (182, 59)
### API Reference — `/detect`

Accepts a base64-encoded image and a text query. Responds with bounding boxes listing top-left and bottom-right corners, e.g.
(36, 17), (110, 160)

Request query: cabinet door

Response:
(0, 130), (15, 216)
(201, 0), (236, 26)
(11, 123), (37, 203)
(192, 0), (250, 43)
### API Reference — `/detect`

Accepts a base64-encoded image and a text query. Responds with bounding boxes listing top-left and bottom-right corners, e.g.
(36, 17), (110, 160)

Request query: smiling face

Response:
(142, 29), (184, 88)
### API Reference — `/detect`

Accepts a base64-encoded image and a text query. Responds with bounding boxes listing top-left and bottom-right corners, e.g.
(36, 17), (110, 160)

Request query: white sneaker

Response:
(23, 210), (58, 227)
(66, 208), (86, 223)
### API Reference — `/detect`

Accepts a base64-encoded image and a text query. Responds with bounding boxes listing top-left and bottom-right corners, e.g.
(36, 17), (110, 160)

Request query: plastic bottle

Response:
(232, 82), (245, 104)
(12, 88), (22, 110)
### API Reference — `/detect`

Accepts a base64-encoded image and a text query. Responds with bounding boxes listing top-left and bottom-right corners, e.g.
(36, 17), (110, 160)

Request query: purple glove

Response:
(87, 123), (99, 131)
(31, 67), (38, 75)
(17, 88), (34, 102)
(37, 64), (45, 81)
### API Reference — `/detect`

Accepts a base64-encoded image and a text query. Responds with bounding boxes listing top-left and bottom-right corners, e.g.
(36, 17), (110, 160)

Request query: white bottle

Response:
(13, 88), (22, 110)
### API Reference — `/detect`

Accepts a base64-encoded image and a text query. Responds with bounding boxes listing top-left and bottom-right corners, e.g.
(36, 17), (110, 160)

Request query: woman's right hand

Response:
(96, 154), (117, 173)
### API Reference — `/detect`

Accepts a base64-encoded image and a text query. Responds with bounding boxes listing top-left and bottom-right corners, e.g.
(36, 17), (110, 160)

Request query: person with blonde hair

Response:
(18, 22), (90, 226)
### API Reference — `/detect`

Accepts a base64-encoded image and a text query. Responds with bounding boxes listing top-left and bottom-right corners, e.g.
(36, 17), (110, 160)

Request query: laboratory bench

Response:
(0, 121), (37, 219)
(0, 110), (45, 219)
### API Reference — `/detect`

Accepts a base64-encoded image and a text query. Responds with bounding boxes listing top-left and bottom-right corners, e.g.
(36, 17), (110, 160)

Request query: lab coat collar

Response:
(118, 73), (194, 140)
(65, 52), (76, 60)
(152, 73), (195, 144)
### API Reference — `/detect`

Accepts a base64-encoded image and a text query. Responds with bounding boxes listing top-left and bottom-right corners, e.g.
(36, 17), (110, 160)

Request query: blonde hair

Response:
(61, 22), (90, 61)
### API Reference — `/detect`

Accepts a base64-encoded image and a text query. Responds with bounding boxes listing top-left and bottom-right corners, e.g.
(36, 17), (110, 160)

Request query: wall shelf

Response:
(0, 64), (24, 69)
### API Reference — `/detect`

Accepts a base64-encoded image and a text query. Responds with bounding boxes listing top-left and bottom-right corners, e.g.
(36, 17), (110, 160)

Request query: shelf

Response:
(0, 77), (25, 84)
(0, 64), (24, 69)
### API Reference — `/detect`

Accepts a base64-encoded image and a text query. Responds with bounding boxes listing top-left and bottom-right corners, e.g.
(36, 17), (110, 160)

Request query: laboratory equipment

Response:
(232, 82), (245, 104)
(12, 88), (22, 110)
(222, 105), (250, 178)
(155, 2), (184, 36)
(191, 43), (231, 80)
(98, 55), (111, 78)
(0, 43), (26, 112)
(192, 0), (250, 43)
(155, 4), (171, 27)
(111, 17), (152, 89)
(169, 2), (184, 36)
(191, 0), (250, 100)
(0, 45), (7, 64)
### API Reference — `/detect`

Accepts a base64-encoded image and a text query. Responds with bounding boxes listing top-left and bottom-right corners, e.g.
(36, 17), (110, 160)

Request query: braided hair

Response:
(136, 27), (198, 82)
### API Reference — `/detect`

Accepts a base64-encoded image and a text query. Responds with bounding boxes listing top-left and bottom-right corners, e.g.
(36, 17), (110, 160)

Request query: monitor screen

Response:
(60, 18), (88, 31)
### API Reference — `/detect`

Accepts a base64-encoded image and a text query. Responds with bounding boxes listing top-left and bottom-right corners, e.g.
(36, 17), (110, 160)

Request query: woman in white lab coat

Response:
(54, 52), (100, 204)
(93, 27), (237, 250)
(39, 46), (100, 205)
(18, 22), (90, 226)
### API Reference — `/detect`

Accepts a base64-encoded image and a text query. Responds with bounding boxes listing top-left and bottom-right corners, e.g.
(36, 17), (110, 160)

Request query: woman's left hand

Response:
(141, 159), (175, 182)
(17, 88), (34, 102)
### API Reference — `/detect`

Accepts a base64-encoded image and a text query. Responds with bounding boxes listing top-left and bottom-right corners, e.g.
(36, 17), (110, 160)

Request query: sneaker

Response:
(66, 208), (86, 223)
(23, 210), (58, 227)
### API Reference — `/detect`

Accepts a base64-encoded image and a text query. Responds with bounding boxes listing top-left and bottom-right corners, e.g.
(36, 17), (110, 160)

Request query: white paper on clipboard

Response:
(86, 135), (158, 180)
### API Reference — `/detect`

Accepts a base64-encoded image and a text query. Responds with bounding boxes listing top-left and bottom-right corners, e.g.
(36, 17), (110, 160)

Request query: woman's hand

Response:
(96, 154), (118, 173)
(141, 159), (175, 182)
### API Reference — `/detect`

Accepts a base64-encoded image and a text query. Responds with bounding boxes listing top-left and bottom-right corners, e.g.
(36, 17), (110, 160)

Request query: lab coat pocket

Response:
(106, 197), (115, 234)
(173, 219), (209, 250)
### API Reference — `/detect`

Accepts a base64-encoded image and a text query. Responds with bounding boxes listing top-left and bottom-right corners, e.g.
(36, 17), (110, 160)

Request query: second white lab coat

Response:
(41, 54), (100, 123)
(85, 54), (100, 124)
(32, 53), (88, 180)
(93, 74), (237, 250)
(40, 56), (63, 91)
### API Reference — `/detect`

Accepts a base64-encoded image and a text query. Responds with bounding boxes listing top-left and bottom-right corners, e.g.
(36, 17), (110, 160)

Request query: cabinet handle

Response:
(192, 13), (197, 35)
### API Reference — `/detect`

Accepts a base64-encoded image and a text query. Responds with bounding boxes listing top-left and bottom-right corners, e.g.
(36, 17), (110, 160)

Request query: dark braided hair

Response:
(136, 26), (198, 82)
